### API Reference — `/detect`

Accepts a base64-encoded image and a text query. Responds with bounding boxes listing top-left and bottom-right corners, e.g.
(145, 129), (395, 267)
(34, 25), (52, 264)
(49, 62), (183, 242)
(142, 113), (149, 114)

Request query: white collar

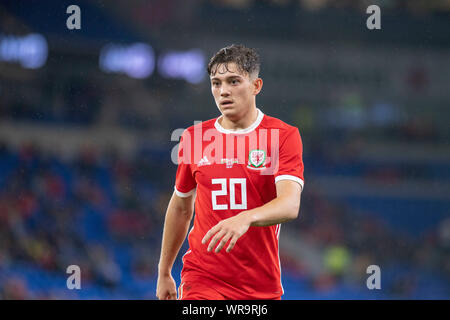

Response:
(214, 108), (264, 134)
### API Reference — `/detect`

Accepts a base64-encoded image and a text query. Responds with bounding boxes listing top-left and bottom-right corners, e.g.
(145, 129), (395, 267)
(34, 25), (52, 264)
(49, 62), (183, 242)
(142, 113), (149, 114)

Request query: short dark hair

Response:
(207, 44), (260, 78)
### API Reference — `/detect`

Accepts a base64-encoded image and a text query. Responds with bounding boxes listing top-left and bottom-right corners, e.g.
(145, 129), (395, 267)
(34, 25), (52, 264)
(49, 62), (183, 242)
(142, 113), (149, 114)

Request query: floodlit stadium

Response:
(0, 0), (449, 300)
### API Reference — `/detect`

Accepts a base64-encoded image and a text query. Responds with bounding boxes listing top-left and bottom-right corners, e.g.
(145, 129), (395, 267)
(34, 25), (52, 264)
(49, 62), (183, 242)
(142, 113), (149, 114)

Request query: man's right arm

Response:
(156, 190), (195, 300)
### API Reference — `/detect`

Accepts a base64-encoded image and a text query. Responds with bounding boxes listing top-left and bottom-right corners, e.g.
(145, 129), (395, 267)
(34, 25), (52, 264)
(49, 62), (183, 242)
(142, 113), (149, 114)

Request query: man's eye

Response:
(231, 79), (239, 84)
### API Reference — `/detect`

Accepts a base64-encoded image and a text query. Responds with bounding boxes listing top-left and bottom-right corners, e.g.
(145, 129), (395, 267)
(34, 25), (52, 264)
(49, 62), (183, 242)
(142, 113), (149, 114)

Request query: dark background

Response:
(0, 0), (449, 299)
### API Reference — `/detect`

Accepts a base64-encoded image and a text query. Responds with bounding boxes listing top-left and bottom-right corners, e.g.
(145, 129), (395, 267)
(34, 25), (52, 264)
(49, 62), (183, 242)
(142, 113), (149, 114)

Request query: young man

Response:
(156, 44), (304, 300)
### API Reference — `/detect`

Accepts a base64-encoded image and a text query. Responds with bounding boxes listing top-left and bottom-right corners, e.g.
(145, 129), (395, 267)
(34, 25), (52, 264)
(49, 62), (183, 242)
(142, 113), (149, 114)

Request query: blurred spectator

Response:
(1, 277), (30, 300)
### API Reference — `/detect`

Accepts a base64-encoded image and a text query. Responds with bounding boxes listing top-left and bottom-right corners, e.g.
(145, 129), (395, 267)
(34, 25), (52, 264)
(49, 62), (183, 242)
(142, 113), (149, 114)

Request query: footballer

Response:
(156, 44), (305, 300)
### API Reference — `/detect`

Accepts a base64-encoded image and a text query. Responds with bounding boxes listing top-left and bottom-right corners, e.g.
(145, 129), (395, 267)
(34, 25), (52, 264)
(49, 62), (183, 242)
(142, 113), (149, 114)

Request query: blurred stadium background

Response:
(0, 0), (449, 299)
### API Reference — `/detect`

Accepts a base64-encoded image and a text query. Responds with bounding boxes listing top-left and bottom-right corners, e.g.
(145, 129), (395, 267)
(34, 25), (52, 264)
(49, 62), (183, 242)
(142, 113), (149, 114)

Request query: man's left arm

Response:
(245, 179), (302, 226)
(202, 180), (302, 253)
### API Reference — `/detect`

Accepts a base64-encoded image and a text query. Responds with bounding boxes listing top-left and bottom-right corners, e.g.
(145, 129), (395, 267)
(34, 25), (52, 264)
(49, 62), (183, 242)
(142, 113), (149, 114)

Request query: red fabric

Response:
(175, 110), (304, 299)
(178, 278), (227, 300)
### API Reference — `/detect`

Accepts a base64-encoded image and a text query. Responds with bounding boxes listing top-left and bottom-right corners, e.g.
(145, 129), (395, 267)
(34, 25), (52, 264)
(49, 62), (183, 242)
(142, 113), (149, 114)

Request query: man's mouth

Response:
(221, 100), (233, 106)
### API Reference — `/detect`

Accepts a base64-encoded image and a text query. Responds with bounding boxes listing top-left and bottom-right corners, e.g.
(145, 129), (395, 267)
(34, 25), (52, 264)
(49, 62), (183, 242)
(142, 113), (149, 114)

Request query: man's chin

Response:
(221, 106), (234, 113)
(220, 107), (240, 119)
(220, 103), (239, 113)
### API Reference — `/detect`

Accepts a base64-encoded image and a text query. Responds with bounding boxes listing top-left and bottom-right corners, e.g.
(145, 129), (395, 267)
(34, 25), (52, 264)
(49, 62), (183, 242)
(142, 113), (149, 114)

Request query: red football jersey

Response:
(174, 108), (304, 299)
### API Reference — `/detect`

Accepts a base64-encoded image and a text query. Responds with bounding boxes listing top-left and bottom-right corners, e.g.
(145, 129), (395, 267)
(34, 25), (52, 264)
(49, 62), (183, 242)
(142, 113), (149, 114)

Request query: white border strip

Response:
(277, 223), (284, 296)
(178, 282), (185, 300)
(174, 186), (196, 197)
(214, 108), (264, 134)
(275, 175), (304, 191)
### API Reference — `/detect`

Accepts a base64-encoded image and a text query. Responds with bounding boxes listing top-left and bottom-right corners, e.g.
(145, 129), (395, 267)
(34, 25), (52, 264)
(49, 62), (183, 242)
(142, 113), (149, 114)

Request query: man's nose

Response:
(220, 85), (230, 96)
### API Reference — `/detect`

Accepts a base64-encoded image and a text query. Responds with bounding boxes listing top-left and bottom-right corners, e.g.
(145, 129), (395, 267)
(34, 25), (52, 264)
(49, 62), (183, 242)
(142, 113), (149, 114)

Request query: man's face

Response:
(210, 62), (261, 120)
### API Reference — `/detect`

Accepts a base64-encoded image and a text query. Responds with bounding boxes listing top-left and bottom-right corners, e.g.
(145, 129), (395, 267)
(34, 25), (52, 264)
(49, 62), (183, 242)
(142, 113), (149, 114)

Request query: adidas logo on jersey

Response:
(198, 156), (211, 167)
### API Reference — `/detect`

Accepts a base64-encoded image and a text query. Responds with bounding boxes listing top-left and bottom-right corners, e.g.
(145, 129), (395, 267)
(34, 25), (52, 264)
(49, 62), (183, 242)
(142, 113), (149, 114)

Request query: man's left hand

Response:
(201, 212), (252, 253)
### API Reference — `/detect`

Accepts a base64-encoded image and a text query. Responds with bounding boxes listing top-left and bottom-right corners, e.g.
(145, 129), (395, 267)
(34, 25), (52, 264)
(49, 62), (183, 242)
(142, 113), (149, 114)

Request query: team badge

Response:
(248, 149), (266, 168)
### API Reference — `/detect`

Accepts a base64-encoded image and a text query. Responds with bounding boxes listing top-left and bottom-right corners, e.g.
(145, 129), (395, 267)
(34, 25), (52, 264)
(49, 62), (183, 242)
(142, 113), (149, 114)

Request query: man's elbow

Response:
(170, 192), (195, 220)
(286, 199), (300, 220)
(288, 208), (299, 220)
(276, 181), (302, 221)
(177, 207), (194, 220)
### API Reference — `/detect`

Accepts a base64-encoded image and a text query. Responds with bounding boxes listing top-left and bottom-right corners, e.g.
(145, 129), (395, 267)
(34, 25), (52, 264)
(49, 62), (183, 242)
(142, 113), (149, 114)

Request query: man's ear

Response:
(253, 78), (263, 95)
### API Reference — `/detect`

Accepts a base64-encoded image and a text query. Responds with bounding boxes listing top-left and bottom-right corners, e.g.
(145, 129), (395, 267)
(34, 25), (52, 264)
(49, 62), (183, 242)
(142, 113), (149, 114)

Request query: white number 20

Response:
(211, 178), (247, 210)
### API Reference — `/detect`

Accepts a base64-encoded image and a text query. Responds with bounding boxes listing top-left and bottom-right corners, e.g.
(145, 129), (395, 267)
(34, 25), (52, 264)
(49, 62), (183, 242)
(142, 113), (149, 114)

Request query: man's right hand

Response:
(156, 273), (177, 300)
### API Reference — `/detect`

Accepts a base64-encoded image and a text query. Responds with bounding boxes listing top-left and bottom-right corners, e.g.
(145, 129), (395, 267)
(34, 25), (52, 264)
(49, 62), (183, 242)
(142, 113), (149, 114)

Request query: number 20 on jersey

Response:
(211, 178), (247, 210)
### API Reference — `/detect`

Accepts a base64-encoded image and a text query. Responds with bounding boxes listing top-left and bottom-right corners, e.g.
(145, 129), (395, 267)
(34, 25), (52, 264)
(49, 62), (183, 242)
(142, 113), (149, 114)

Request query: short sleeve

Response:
(174, 131), (197, 197)
(274, 127), (305, 190)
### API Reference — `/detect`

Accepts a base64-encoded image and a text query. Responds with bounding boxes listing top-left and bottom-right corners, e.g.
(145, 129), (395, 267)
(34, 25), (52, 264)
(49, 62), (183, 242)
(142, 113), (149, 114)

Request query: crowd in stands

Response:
(106, 0), (450, 23)
(0, 140), (448, 299)
(0, 0), (448, 300)
(291, 184), (450, 298)
(0, 142), (171, 299)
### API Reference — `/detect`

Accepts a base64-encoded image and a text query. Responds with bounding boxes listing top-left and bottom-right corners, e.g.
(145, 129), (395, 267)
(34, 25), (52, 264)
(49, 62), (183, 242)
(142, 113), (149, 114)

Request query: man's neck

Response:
(219, 107), (258, 131)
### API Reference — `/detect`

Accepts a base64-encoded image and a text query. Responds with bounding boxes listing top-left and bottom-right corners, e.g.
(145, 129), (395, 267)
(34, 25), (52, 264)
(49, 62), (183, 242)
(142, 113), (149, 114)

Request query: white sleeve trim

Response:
(275, 175), (304, 191)
(174, 186), (196, 198)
